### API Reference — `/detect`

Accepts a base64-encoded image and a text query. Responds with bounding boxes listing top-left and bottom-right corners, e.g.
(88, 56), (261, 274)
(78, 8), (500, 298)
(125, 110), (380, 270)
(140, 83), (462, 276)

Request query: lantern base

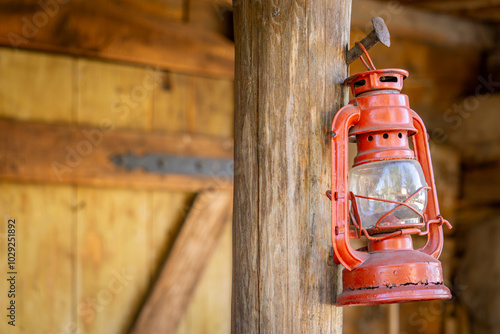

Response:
(336, 282), (451, 306)
(336, 239), (452, 306)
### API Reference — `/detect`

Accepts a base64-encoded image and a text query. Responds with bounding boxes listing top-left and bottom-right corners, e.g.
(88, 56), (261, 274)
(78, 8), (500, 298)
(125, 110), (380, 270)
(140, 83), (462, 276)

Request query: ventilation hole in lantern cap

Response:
(383, 133), (389, 139)
(398, 133), (403, 138)
(368, 136), (373, 142)
(380, 76), (398, 83)
(354, 80), (366, 89)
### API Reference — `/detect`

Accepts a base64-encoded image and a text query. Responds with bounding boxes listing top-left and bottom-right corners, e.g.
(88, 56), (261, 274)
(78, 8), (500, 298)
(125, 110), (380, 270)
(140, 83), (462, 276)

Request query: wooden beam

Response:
(462, 161), (500, 206)
(232, 0), (349, 332)
(352, 0), (495, 50)
(375, 0), (500, 24)
(0, 119), (233, 191)
(129, 190), (233, 334)
(445, 94), (500, 164)
(456, 214), (500, 334)
(0, 0), (234, 78)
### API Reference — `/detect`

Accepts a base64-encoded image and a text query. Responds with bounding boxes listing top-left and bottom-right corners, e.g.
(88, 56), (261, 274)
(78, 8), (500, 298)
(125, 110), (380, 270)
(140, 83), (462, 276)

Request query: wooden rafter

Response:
(129, 190), (233, 334)
(373, 0), (500, 23)
(0, 0), (234, 78)
(352, 0), (495, 50)
(0, 119), (233, 191)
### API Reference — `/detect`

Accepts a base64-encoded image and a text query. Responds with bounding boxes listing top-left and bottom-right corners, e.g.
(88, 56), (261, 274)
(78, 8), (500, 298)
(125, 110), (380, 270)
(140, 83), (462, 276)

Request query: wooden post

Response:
(232, 1), (352, 332)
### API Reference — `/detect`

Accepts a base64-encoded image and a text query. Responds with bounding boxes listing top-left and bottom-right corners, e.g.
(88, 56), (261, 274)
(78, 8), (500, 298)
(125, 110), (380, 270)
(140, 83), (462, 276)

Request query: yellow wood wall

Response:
(0, 47), (233, 334)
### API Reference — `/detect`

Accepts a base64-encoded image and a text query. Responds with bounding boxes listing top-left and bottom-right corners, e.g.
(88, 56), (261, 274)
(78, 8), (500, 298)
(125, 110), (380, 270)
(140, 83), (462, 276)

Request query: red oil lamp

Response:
(328, 46), (452, 306)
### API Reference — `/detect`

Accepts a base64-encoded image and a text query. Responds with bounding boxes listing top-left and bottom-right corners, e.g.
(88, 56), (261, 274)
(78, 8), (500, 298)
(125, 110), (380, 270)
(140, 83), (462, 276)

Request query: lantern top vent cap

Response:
(344, 69), (409, 97)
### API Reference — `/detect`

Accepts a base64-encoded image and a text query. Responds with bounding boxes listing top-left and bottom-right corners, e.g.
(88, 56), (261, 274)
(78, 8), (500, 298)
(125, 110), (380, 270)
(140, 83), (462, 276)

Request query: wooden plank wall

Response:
(0, 45), (233, 334)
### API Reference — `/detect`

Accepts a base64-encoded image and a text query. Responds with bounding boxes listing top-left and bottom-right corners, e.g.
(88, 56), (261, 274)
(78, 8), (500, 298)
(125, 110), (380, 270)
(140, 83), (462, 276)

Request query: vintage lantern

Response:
(328, 44), (453, 306)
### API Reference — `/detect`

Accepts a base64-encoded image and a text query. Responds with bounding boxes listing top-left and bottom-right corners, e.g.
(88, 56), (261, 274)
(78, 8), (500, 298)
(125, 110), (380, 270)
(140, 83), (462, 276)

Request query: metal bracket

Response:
(111, 153), (234, 178)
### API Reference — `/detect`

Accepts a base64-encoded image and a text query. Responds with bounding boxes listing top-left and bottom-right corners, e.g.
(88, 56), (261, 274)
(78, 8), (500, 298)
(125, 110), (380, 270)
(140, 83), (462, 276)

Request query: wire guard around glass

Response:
(348, 187), (451, 241)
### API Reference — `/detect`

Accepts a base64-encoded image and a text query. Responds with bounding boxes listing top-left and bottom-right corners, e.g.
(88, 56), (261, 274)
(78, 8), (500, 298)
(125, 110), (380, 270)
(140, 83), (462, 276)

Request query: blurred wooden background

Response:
(0, 0), (499, 333)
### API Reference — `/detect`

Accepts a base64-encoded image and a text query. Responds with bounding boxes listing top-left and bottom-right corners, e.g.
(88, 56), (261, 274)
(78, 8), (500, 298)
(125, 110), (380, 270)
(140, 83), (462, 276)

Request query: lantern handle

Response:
(330, 104), (369, 270)
(356, 42), (377, 71)
(411, 111), (452, 259)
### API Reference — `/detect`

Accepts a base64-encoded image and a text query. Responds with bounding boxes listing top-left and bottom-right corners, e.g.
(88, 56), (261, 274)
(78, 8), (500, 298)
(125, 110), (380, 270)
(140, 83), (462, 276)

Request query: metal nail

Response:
(346, 17), (391, 65)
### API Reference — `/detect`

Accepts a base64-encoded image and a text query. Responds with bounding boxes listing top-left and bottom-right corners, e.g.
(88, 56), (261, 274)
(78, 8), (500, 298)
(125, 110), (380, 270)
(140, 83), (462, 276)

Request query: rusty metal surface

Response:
(336, 237), (450, 305)
(336, 284), (451, 306)
(346, 17), (391, 65)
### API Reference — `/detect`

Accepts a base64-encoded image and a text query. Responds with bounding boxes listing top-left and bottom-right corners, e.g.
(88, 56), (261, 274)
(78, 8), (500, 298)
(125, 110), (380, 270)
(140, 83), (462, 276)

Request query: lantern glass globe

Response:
(349, 159), (428, 232)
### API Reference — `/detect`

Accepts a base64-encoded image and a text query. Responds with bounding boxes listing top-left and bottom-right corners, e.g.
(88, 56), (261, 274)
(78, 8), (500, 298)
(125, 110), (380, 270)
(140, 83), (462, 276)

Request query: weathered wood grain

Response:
(0, 0), (234, 78)
(0, 119), (233, 191)
(130, 190), (233, 334)
(232, 0), (351, 332)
